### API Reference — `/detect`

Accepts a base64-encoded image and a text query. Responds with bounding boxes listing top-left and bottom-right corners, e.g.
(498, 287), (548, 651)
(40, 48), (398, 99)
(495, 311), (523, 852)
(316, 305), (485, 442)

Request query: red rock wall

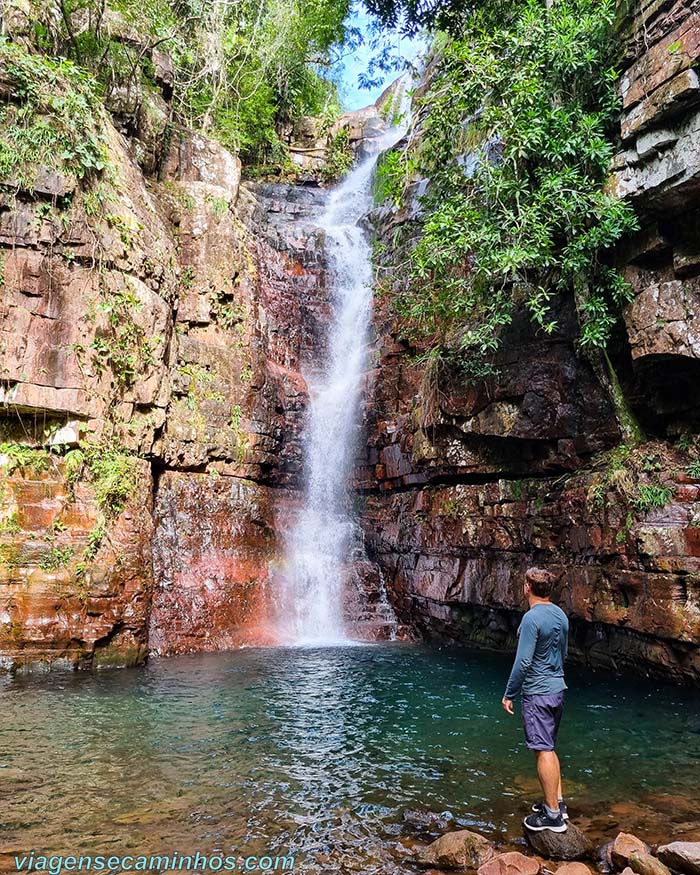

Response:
(0, 30), (331, 670)
(0, 458), (153, 670)
(149, 472), (286, 654)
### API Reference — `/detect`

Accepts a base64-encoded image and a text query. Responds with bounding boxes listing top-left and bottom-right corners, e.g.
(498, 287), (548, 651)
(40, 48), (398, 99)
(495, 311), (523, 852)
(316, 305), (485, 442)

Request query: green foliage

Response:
(85, 450), (139, 517)
(587, 442), (675, 541)
(63, 443), (140, 517)
(39, 544), (74, 571)
(29, 0), (352, 168)
(363, 0), (472, 37)
(179, 364), (225, 409)
(229, 404), (243, 431)
(211, 292), (246, 331)
(75, 520), (107, 579)
(64, 448), (85, 485)
(686, 461), (700, 479)
(0, 442), (49, 474)
(374, 147), (415, 206)
(320, 128), (354, 182)
(0, 510), (20, 534)
(0, 37), (109, 188)
(206, 195), (230, 221)
(633, 484), (673, 513)
(391, 0), (638, 376)
(90, 283), (156, 390)
(229, 404), (248, 462)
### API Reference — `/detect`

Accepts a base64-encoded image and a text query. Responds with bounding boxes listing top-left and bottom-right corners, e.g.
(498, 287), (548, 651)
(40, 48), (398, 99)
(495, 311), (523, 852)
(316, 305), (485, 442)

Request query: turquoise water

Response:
(1, 644), (699, 873)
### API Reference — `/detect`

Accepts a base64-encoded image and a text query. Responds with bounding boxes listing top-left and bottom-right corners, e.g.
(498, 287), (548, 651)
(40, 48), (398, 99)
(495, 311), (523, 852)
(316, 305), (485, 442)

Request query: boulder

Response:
(524, 823), (592, 861)
(557, 864), (593, 875)
(612, 834), (650, 869)
(417, 830), (496, 870)
(629, 852), (672, 875)
(656, 843), (700, 875)
(478, 851), (540, 875)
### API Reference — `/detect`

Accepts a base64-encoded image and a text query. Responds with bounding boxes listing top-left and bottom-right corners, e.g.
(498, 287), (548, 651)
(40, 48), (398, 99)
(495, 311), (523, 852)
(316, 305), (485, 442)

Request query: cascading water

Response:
(277, 102), (409, 645)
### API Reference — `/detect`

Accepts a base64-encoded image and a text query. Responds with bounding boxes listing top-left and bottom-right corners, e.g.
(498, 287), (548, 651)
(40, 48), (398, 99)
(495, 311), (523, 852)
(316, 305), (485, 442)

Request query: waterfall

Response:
(277, 103), (409, 645)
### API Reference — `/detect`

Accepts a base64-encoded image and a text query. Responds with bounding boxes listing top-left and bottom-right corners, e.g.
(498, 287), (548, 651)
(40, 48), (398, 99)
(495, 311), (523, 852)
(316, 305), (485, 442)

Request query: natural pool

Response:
(2, 644), (699, 873)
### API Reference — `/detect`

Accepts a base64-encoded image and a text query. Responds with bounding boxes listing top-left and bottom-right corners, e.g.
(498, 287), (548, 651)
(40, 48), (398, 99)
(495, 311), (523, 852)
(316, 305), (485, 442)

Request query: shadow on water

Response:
(1, 644), (699, 872)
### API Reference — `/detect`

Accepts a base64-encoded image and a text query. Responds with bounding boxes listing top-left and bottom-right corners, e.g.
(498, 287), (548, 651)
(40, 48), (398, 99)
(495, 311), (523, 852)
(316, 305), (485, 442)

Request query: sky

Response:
(335, 4), (424, 111)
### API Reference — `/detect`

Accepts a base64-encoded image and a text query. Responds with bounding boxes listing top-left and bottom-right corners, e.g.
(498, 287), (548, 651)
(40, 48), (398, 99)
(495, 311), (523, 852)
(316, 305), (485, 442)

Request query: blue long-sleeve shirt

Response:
(504, 602), (569, 699)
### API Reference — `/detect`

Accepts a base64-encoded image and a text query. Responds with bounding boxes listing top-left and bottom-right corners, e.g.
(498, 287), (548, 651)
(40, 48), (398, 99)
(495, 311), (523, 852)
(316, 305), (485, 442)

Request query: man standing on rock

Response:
(502, 567), (569, 833)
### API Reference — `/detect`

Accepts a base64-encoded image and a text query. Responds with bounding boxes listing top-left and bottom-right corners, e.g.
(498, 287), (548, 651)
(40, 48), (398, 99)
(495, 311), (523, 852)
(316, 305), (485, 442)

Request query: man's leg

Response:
(534, 750), (561, 812)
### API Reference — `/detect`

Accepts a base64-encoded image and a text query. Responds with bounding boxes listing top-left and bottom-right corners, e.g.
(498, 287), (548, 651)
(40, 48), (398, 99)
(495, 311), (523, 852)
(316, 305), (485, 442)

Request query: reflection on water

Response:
(1, 645), (699, 872)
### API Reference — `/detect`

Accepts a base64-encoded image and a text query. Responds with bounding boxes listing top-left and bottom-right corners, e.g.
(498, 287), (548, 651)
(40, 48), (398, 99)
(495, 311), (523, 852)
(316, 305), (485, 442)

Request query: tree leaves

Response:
(388, 0), (638, 376)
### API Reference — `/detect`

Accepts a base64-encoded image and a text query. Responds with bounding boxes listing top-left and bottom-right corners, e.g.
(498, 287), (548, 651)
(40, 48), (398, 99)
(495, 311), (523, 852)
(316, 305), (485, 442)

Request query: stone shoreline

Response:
(410, 817), (700, 875)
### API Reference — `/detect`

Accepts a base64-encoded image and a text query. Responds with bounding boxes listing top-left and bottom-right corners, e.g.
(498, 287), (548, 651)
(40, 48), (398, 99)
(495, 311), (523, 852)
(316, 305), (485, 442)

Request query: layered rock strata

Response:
(355, 0), (700, 684)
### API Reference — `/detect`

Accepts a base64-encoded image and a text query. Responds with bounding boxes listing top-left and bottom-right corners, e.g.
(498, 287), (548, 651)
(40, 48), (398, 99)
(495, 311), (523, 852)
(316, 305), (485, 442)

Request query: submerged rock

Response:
(404, 808), (457, 834)
(478, 851), (540, 875)
(417, 829), (496, 870)
(524, 822), (592, 860)
(656, 843), (700, 875)
(612, 833), (650, 869)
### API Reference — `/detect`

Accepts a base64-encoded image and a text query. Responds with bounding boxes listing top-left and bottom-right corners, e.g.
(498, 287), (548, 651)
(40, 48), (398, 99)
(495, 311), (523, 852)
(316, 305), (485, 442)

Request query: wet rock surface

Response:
(611, 833), (651, 869)
(629, 851), (673, 875)
(149, 471), (284, 654)
(417, 829), (496, 870)
(0, 458), (153, 670)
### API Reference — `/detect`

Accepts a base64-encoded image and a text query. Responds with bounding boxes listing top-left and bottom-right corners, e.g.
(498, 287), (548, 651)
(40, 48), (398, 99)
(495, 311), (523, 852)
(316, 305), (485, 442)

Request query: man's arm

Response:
(503, 614), (538, 701)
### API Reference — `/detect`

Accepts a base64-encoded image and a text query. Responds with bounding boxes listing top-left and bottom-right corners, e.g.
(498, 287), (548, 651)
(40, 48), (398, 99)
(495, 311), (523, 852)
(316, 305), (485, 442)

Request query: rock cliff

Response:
(357, 0), (700, 684)
(2, 0), (700, 684)
(0, 15), (397, 670)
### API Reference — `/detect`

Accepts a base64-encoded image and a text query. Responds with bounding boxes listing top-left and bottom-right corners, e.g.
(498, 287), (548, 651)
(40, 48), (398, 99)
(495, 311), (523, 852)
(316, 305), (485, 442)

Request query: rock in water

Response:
(629, 852), (672, 875)
(478, 851), (541, 875)
(524, 822), (592, 860)
(612, 834), (650, 869)
(404, 808), (456, 834)
(418, 830), (496, 870)
(656, 843), (700, 875)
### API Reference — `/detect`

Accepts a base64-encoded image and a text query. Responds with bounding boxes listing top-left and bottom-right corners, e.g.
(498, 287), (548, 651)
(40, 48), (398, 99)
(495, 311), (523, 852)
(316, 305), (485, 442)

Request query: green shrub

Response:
(86, 450), (139, 516)
(391, 0), (638, 376)
(0, 38), (109, 188)
(0, 442), (49, 474)
(633, 484), (673, 513)
(320, 129), (354, 183)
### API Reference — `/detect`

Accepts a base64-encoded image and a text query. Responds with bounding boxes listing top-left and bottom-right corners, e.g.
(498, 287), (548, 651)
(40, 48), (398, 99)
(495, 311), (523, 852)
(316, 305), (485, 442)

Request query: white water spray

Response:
(278, 100), (409, 645)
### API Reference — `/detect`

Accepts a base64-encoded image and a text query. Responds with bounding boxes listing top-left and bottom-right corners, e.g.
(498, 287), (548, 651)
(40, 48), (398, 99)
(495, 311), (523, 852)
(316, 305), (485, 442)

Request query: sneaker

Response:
(532, 800), (569, 820)
(523, 810), (568, 833)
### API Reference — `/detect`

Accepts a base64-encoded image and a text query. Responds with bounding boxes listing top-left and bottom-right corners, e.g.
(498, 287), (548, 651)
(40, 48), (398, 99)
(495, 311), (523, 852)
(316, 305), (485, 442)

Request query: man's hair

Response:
(525, 567), (557, 598)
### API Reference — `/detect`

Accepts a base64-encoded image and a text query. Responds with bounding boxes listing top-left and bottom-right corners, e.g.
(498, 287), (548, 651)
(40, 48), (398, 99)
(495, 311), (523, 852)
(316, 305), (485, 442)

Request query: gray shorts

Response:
(521, 692), (565, 751)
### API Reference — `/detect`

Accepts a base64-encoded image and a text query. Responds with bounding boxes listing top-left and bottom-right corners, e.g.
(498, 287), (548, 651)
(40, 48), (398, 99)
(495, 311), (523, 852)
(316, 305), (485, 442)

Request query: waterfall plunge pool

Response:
(2, 644), (699, 873)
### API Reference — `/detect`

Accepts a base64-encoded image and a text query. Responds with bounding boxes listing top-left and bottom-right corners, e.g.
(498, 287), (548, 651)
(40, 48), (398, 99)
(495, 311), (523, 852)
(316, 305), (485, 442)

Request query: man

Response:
(502, 567), (569, 833)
